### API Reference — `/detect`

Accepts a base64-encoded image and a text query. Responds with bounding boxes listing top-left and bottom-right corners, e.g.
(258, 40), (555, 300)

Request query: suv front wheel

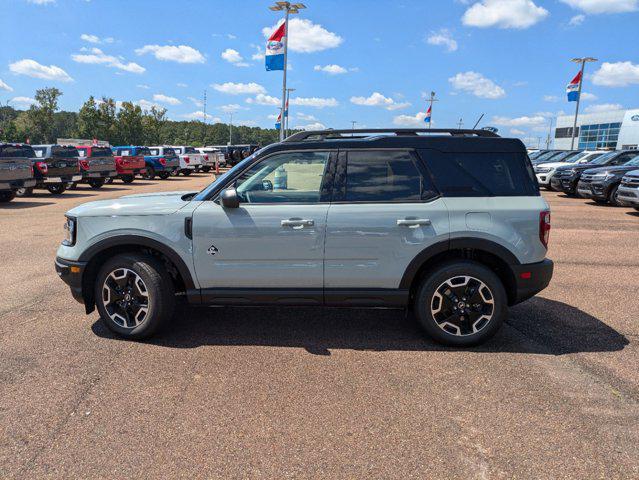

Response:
(95, 253), (175, 340)
(414, 260), (507, 347)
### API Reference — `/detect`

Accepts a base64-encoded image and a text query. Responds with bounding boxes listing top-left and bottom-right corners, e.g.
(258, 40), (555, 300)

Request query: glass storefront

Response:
(577, 123), (621, 150)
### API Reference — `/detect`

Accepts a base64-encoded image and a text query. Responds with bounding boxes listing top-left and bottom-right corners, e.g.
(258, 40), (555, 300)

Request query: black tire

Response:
(121, 174), (135, 184)
(201, 166), (211, 173)
(88, 178), (105, 189)
(608, 184), (621, 207)
(0, 190), (17, 202)
(15, 187), (34, 197)
(634, 207), (639, 212)
(105, 177), (114, 184)
(413, 260), (508, 347)
(46, 183), (67, 195)
(593, 198), (608, 204)
(143, 166), (156, 180)
(94, 253), (175, 340)
(68, 182), (78, 190)
(181, 169), (191, 176)
(158, 171), (171, 180)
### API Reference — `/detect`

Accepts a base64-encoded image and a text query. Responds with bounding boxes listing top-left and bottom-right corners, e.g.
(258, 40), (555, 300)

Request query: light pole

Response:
(570, 57), (598, 150)
(285, 87), (295, 137)
(228, 111), (235, 145)
(269, 2), (306, 142)
(457, 118), (463, 129)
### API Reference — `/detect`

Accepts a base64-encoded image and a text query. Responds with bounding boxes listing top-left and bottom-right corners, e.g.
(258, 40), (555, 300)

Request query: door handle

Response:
(281, 218), (315, 229)
(397, 218), (431, 228)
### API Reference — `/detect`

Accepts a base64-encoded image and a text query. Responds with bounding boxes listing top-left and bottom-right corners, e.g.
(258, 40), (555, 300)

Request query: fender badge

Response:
(207, 245), (219, 256)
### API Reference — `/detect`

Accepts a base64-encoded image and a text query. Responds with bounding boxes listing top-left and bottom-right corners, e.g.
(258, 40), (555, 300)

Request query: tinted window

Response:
(149, 148), (159, 155)
(344, 151), (434, 202)
(52, 146), (79, 158)
(33, 147), (45, 158)
(91, 147), (113, 157)
(163, 148), (175, 156)
(184, 147), (197, 154)
(137, 147), (151, 156)
(0, 145), (35, 158)
(421, 150), (538, 197)
(77, 148), (87, 157)
(173, 147), (183, 154)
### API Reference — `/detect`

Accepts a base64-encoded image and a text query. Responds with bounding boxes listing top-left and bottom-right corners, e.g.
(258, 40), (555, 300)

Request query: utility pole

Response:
(546, 116), (554, 149)
(426, 91), (438, 129)
(202, 89), (207, 124)
(570, 57), (598, 150)
(457, 118), (463, 129)
(269, 2), (306, 142)
(228, 111), (234, 146)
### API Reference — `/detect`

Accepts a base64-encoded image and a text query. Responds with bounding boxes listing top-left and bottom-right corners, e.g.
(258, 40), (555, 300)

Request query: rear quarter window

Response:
(419, 150), (539, 197)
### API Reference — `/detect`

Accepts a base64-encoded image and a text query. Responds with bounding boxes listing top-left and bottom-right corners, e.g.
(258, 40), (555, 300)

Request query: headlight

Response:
(62, 216), (77, 246)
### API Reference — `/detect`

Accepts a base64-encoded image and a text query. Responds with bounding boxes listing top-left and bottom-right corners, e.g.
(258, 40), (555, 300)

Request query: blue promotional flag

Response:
(275, 111), (282, 130)
(424, 105), (432, 124)
(566, 71), (582, 102)
(265, 23), (286, 71)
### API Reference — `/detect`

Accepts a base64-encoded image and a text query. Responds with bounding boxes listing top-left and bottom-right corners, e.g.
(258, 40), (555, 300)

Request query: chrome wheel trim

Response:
(430, 275), (494, 337)
(102, 268), (149, 329)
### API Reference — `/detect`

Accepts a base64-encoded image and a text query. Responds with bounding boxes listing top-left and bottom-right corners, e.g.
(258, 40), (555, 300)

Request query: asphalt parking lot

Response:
(1, 175), (638, 479)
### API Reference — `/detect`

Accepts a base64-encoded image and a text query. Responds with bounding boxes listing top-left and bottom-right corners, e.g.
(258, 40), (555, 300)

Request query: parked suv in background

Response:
(578, 154), (639, 205)
(75, 145), (117, 189)
(55, 128), (553, 347)
(534, 151), (602, 190)
(553, 150), (637, 196)
(617, 169), (639, 210)
(147, 146), (180, 179)
(110, 146), (147, 183)
(19, 144), (82, 195)
(0, 143), (35, 202)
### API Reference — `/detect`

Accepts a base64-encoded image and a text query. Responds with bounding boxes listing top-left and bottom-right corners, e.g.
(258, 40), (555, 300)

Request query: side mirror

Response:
(220, 187), (240, 208)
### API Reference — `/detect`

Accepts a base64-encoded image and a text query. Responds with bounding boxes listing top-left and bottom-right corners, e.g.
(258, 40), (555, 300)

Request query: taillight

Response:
(539, 211), (551, 249)
(159, 157), (167, 166)
(204, 154), (209, 161)
(183, 156), (190, 164)
(35, 161), (48, 174)
(79, 159), (90, 170)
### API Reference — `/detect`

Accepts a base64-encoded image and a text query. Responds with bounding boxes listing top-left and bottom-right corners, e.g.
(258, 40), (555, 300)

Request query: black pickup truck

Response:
(17, 144), (83, 195)
(0, 144), (36, 202)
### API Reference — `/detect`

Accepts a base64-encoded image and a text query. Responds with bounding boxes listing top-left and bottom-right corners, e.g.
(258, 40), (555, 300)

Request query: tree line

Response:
(0, 87), (282, 147)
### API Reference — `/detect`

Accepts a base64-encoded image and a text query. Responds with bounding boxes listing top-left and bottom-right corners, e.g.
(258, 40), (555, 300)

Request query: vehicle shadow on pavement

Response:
(626, 211), (639, 217)
(0, 200), (56, 209)
(91, 297), (628, 356)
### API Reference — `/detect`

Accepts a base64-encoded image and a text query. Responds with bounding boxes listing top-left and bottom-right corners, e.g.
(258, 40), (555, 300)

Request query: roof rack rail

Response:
(283, 128), (500, 143)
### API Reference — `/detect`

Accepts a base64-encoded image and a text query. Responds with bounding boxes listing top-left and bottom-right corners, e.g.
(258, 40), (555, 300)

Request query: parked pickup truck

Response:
(196, 147), (225, 171)
(75, 146), (117, 189)
(171, 146), (203, 175)
(19, 144), (82, 195)
(0, 143), (36, 202)
(147, 146), (180, 179)
(111, 146), (147, 183)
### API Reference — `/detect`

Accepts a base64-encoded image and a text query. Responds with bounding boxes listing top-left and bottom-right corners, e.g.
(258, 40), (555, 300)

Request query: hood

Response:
(555, 162), (598, 172)
(583, 165), (639, 176)
(534, 161), (567, 169)
(66, 191), (197, 217)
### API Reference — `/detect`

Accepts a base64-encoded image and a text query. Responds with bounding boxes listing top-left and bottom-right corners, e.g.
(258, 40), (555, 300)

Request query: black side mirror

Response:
(220, 187), (240, 208)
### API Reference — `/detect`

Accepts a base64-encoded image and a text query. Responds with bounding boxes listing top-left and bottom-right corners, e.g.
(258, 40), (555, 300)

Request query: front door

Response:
(192, 150), (334, 301)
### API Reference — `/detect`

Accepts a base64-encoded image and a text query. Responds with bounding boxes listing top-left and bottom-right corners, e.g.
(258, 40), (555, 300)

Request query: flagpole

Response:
(569, 56), (597, 150)
(427, 91), (437, 129)
(280, 9), (289, 142)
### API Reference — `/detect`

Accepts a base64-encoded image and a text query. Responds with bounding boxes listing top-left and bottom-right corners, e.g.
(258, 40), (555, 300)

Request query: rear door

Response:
(324, 149), (449, 296)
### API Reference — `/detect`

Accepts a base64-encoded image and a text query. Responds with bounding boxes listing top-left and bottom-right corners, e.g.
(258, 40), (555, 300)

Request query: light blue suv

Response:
(55, 129), (553, 346)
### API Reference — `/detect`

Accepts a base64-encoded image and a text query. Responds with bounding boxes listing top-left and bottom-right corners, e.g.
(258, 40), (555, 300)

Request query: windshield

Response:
(590, 152), (617, 165)
(625, 158), (639, 167)
(534, 151), (562, 162)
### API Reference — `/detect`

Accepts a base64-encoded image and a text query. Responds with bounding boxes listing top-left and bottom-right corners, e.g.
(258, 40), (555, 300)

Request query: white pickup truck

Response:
(171, 146), (204, 175)
(196, 147), (226, 171)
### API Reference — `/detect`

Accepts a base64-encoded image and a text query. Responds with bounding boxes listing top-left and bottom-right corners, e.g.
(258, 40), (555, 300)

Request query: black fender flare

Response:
(78, 235), (196, 289)
(398, 238), (520, 289)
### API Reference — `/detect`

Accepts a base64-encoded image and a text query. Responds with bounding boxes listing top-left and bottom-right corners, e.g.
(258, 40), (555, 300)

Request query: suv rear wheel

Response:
(414, 260), (507, 347)
(95, 253), (175, 340)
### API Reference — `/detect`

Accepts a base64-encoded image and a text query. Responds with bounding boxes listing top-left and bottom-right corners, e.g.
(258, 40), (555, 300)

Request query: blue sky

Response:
(1, 0), (639, 143)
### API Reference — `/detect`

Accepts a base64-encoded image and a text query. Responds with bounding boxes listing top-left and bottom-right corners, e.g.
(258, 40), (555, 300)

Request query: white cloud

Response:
(291, 96), (339, 108)
(314, 64), (348, 75)
(152, 93), (181, 105)
(246, 93), (280, 106)
(177, 83), (188, 88)
(561, 0), (638, 14)
(449, 71), (506, 99)
(492, 115), (547, 127)
(592, 61), (639, 87)
(187, 96), (204, 107)
(569, 14), (586, 25)
(581, 92), (598, 101)
(10, 96), (37, 108)
(543, 95), (560, 102)
(462, 0), (549, 29)
(180, 111), (219, 121)
(426, 29), (458, 52)
(251, 46), (265, 61)
(510, 128), (526, 135)
(350, 92), (410, 110)
(80, 34), (115, 44)
(213, 82), (266, 95)
(0, 79), (13, 92)
(294, 122), (326, 131)
(9, 59), (73, 82)
(393, 112), (428, 127)
(221, 48), (249, 67)
(72, 48), (145, 74)
(135, 44), (205, 64)
(219, 104), (246, 113)
(135, 99), (160, 110)
(137, 84), (150, 89)
(297, 112), (317, 121)
(584, 103), (624, 112)
(262, 18), (342, 53)
(27, 0), (54, 4)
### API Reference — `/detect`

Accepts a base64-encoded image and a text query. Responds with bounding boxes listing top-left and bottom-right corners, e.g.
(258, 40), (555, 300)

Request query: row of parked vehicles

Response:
(529, 148), (639, 210)
(0, 142), (260, 202)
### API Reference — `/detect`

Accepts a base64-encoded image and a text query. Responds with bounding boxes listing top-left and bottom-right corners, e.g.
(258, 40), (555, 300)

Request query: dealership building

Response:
(554, 107), (639, 151)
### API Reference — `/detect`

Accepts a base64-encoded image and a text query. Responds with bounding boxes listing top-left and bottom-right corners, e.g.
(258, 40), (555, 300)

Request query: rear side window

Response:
(91, 147), (113, 157)
(149, 148), (159, 155)
(184, 147), (197, 154)
(137, 147), (151, 156)
(33, 147), (45, 158)
(419, 150), (538, 197)
(163, 148), (175, 156)
(344, 150), (436, 202)
(0, 145), (35, 158)
(52, 146), (79, 158)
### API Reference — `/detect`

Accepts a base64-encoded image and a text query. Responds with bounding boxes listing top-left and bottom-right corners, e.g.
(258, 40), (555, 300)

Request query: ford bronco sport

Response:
(55, 129), (553, 346)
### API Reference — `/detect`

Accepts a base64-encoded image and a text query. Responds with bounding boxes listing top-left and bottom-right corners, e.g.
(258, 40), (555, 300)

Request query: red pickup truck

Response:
(110, 146), (147, 183)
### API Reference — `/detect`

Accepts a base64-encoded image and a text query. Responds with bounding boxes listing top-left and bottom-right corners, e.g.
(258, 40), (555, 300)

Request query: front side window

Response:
(91, 147), (112, 157)
(233, 151), (330, 204)
(344, 150), (435, 202)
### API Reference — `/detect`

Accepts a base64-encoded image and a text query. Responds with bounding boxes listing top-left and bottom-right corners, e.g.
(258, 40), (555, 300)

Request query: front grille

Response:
(580, 174), (595, 182)
(622, 177), (639, 188)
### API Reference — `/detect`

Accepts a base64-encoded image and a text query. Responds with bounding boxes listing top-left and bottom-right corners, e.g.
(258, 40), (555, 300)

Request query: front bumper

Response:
(559, 177), (578, 194)
(577, 180), (594, 198)
(511, 259), (554, 305)
(535, 171), (554, 186)
(617, 185), (639, 206)
(55, 257), (87, 304)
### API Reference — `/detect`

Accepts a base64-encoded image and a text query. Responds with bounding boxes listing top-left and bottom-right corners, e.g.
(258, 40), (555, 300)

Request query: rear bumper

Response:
(117, 168), (146, 175)
(55, 257), (87, 304)
(82, 171), (117, 179)
(42, 175), (82, 184)
(0, 178), (36, 190)
(511, 259), (554, 305)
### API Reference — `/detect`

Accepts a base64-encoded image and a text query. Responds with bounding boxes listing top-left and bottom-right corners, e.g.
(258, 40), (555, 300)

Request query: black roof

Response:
(266, 128), (526, 154)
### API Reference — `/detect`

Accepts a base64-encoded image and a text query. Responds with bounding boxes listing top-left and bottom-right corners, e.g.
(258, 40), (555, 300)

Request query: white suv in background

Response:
(534, 150), (605, 190)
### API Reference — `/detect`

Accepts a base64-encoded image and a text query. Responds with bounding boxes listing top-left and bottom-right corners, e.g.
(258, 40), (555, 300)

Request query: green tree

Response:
(76, 96), (100, 139)
(26, 87), (62, 143)
(141, 105), (167, 146)
(97, 97), (117, 140)
(115, 101), (144, 145)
